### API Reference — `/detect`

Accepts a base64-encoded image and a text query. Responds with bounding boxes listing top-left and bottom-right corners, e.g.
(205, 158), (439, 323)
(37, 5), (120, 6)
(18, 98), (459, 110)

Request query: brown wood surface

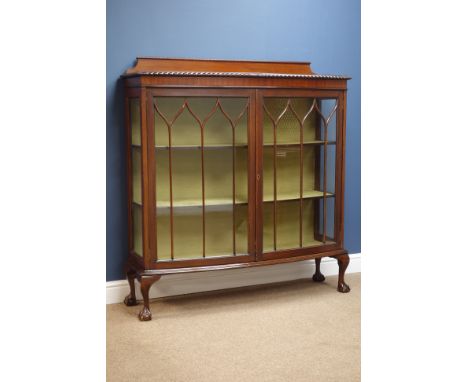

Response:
(122, 58), (351, 320)
(124, 57), (314, 76)
(248, 91), (257, 256)
(124, 88), (141, 259)
(254, 90), (263, 261)
(338, 92), (348, 245)
(125, 75), (348, 91)
(138, 249), (348, 276)
(334, 93), (344, 245)
(124, 95), (133, 255)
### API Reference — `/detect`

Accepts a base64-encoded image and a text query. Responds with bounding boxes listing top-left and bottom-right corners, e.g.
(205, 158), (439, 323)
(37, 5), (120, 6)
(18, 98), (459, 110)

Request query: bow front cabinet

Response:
(121, 57), (351, 320)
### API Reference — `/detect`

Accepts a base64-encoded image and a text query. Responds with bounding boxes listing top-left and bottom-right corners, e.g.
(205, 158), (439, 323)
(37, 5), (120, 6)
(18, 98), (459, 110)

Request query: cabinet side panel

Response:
(336, 91), (347, 245)
(129, 98), (143, 257)
(141, 88), (155, 269)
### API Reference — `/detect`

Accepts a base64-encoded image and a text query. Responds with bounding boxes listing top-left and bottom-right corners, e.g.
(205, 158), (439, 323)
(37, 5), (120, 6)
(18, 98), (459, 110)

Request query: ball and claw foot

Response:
(337, 282), (351, 293)
(312, 272), (325, 282)
(124, 294), (138, 306)
(138, 307), (152, 321)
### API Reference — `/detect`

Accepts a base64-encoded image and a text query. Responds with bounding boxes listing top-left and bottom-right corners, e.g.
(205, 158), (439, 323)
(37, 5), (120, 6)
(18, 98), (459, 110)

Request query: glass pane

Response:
(263, 145), (323, 201)
(154, 96), (249, 260)
(316, 143), (337, 195)
(262, 97), (337, 253)
(264, 98), (320, 145)
(297, 98), (321, 144)
(317, 197), (336, 244)
(132, 204), (143, 256)
(154, 97), (248, 147)
(155, 205), (249, 260)
(234, 204), (248, 254)
(174, 207), (203, 259)
(154, 206), (204, 260)
(318, 99), (337, 143)
(328, 144), (336, 194)
(130, 98), (141, 145)
(130, 97), (143, 257)
(132, 148), (142, 204)
(302, 199), (322, 247)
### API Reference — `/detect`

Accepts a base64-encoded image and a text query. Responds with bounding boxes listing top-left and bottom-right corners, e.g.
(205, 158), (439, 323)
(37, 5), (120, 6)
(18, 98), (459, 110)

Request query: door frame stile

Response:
(248, 89), (257, 258)
(255, 89), (264, 260)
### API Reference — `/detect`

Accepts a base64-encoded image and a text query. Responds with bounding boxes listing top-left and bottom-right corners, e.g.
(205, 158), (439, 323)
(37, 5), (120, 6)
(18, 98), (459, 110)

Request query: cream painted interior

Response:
(263, 145), (322, 200)
(130, 98), (141, 145)
(130, 98), (143, 256)
(132, 204), (143, 256)
(262, 98), (336, 252)
(132, 96), (338, 261)
(156, 205), (248, 260)
(263, 199), (334, 252)
(132, 148), (142, 205)
(154, 97), (248, 147)
(155, 147), (248, 206)
(154, 97), (249, 260)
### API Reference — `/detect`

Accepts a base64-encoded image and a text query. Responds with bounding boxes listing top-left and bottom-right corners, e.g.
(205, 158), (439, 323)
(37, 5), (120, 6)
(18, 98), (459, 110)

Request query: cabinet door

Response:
(147, 89), (256, 267)
(257, 90), (344, 259)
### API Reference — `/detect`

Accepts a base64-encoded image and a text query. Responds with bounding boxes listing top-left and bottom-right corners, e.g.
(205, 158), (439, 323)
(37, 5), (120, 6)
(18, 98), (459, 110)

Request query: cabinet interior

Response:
(130, 95), (338, 260)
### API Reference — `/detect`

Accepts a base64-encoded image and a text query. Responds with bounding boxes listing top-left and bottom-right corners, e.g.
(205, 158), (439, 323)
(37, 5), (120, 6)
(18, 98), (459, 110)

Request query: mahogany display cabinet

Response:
(121, 57), (351, 321)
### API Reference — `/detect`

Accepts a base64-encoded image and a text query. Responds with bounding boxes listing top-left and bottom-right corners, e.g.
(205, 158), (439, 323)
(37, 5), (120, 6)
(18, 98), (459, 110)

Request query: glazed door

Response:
(256, 90), (344, 260)
(147, 89), (256, 268)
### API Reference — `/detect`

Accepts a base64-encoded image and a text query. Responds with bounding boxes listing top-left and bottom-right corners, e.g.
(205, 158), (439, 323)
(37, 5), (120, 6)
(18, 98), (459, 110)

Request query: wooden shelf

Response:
(155, 144), (247, 150)
(264, 140), (336, 147)
(156, 198), (248, 208)
(141, 141), (336, 150)
(131, 191), (334, 209)
(263, 238), (335, 252)
(264, 190), (334, 202)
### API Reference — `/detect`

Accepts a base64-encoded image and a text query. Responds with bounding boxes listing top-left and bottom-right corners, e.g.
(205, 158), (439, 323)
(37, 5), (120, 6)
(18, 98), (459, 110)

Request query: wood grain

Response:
(124, 57), (314, 76)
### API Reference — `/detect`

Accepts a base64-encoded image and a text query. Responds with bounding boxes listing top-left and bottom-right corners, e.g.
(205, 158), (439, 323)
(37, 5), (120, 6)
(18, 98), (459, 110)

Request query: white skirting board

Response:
(106, 253), (361, 305)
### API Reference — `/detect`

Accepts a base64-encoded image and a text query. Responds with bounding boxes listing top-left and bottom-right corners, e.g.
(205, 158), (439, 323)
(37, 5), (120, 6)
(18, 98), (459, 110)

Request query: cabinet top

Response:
(122, 57), (349, 80)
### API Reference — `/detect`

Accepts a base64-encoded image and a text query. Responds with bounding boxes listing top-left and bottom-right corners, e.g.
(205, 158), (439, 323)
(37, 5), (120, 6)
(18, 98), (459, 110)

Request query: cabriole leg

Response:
(138, 276), (160, 321)
(335, 253), (351, 293)
(123, 269), (138, 306)
(312, 258), (326, 282)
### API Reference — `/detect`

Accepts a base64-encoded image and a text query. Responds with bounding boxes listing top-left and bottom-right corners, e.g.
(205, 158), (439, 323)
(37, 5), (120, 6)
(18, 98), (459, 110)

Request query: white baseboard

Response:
(106, 253), (361, 304)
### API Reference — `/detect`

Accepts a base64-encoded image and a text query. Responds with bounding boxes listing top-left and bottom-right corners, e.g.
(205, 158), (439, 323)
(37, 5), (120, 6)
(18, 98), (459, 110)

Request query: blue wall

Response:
(107, 0), (361, 281)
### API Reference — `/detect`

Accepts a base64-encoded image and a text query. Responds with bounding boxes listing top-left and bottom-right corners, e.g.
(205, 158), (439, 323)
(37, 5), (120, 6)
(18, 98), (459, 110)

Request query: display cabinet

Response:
(121, 57), (351, 320)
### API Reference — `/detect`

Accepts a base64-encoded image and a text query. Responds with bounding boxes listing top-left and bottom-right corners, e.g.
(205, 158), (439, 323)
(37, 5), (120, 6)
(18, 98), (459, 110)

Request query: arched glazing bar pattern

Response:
(153, 97), (249, 260)
(263, 98), (338, 251)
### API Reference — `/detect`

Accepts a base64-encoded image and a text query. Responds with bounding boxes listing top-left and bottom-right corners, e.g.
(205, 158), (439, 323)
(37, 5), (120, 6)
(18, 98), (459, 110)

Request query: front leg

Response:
(335, 253), (351, 293)
(123, 269), (138, 306)
(138, 275), (161, 321)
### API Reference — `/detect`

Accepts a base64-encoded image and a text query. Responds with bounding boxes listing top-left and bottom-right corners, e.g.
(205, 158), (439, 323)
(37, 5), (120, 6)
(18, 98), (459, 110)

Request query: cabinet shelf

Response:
(156, 198), (248, 208)
(263, 238), (336, 253)
(152, 141), (335, 150)
(132, 190), (334, 210)
(155, 144), (248, 150)
(264, 140), (336, 147)
(133, 141), (335, 151)
(264, 190), (334, 202)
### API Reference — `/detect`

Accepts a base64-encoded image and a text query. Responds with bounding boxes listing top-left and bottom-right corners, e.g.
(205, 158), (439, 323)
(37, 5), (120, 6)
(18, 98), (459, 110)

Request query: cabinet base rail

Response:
(124, 250), (351, 321)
